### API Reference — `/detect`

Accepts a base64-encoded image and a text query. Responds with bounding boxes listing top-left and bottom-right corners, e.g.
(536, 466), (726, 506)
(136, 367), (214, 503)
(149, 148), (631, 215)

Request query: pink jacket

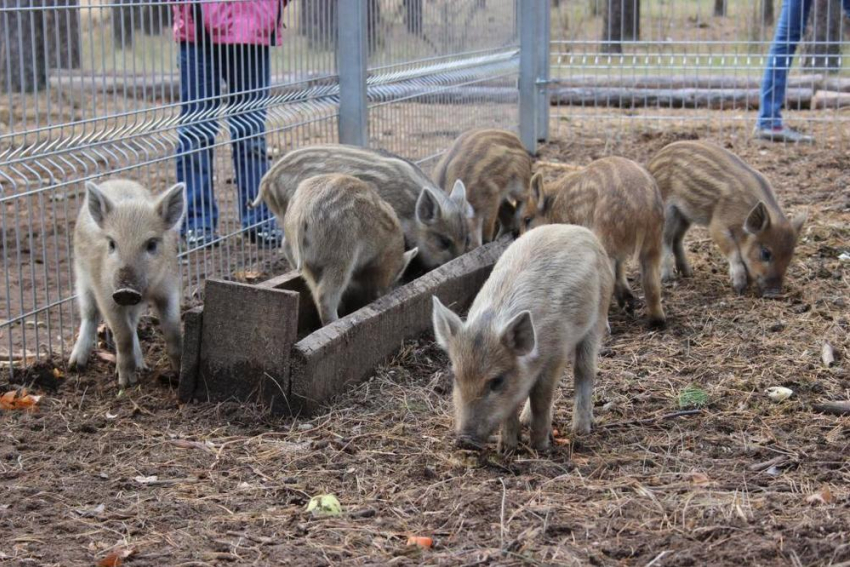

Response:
(173, 1), (286, 46)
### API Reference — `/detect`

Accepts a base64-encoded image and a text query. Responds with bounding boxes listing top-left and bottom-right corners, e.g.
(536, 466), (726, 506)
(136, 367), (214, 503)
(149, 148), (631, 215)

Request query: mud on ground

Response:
(1, 122), (848, 566)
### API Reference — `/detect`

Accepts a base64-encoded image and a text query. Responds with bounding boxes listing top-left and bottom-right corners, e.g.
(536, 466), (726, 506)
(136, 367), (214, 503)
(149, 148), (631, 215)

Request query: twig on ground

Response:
(602, 409), (703, 429)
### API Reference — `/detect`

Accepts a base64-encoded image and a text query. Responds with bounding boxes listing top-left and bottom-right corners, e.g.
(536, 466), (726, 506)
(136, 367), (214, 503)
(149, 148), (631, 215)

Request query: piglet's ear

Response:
(744, 201), (770, 235)
(500, 310), (536, 357)
(790, 210), (807, 238)
(85, 181), (113, 229)
(450, 180), (475, 219)
(432, 296), (462, 351)
(156, 183), (187, 231)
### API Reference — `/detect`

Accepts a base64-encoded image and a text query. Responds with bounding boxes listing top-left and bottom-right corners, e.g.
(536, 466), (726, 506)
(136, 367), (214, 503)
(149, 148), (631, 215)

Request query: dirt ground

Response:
(1, 121), (848, 566)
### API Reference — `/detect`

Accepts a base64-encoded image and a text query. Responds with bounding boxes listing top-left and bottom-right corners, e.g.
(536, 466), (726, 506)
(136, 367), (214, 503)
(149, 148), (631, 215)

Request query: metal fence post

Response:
(536, 0), (551, 143)
(338, 0), (369, 146)
(519, 0), (540, 153)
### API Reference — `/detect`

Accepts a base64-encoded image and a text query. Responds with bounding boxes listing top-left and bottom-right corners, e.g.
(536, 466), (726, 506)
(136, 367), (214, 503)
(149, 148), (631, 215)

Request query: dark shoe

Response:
(184, 228), (218, 249)
(248, 227), (283, 249)
(753, 125), (814, 143)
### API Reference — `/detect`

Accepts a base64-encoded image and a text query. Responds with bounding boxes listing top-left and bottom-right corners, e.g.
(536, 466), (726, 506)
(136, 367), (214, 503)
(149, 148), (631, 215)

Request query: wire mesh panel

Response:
(549, 0), (850, 144)
(366, 0), (521, 171)
(0, 0), (521, 374)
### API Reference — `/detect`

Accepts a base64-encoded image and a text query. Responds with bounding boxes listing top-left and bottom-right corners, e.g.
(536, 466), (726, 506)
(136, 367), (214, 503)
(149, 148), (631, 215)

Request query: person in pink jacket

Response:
(173, 1), (287, 249)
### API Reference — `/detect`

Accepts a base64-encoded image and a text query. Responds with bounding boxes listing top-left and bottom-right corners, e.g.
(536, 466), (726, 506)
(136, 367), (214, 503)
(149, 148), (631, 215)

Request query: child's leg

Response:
(176, 41), (222, 234)
(223, 44), (273, 231)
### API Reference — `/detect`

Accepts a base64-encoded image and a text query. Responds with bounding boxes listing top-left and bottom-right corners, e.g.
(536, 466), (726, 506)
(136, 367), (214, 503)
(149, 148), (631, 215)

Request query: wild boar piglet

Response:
(252, 144), (477, 270)
(69, 180), (186, 388)
(647, 140), (806, 297)
(432, 224), (613, 453)
(433, 129), (533, 243)
(518, 157), (666, 328)
(284, 174), (418, 326)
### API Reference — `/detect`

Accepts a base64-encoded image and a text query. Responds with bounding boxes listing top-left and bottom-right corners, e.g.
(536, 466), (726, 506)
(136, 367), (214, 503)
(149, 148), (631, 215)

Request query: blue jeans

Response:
(758, 0), (850, 128)
(176, 41), (274, 233)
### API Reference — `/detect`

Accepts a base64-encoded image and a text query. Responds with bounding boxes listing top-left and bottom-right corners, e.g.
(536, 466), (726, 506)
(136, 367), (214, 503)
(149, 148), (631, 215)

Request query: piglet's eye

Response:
(760, 247), (772, 262)
(438, 235), (453, 250)
(146, 239), (159, 253)
(107, 238), (116, 253)
(489, 375), (506, 393)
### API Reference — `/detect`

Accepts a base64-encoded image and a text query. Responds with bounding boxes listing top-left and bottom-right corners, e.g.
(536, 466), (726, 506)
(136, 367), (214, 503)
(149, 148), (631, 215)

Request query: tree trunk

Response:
(403, 0), (423, 36)
(622, 0), (639, 40)
(762, 0), (774, 24)
(112, 0), (136, 49)
(44, 0), (81, 69)
(0, 1), (48, 93)
(714, 0), (726, 17)
(804, 0), (842, 72)
(601, 0), (623, 53)
(298, 0), (337, 50)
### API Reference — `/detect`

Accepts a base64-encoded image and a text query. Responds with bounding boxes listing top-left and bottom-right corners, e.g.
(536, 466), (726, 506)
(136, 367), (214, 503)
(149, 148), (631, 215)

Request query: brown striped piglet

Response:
(647, 140), (807, 297)
(518, 157), (666, 328)
(284, 174), (418, 326)
(252, 144), (477, 271)
(432, 129), (533, 243)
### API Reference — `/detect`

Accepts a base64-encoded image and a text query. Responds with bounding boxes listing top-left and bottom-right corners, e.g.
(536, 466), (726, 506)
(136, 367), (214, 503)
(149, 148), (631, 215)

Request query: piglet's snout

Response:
(112, 288), (142, 306)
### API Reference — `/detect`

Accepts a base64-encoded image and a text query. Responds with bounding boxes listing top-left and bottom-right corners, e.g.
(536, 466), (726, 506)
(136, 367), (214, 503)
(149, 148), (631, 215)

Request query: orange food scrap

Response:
(0, 389), (42, 411)
(406, 536), (433, 549)
(554, 437), (570, 446)
(552, 428), (561, 437)
(97, 548), (133, 567)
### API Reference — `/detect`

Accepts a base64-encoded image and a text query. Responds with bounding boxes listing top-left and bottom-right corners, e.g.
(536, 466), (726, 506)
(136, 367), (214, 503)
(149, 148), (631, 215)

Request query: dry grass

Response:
(1, 122), (848, 566)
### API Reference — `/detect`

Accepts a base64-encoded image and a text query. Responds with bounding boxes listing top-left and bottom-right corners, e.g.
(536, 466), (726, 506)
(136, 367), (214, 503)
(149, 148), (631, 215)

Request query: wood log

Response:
(812, 401), (850, 416)
(550, 87), (814, 110)
(548, 74), (823, 89)
(811, 90), (850, 109)
(821, 77), (850, 92)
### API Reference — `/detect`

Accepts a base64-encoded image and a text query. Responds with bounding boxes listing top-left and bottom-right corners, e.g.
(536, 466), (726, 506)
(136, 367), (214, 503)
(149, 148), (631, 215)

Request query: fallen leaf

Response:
(95, 350), (117, 364)
(105, 411), (118, 420)
(52, 367), (64, 379)
(134, 475), (159, 485)
(306, 494), (342, 517)
(97, 548), (133, 567)
(806, 486), (834, 506)
(0, 389), (42, 411)
(766, 386), (793, 402)
(690, 472), (711, 486)
(406, 536), (433, 549)
(233, 270), (262, 283)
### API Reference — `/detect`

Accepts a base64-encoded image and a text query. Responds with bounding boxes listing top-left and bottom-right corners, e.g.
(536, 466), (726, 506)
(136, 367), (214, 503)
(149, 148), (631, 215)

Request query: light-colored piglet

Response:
(285, 174), (418, 326)
(69, 180), (186, 388)
(432, 224), (613, 453)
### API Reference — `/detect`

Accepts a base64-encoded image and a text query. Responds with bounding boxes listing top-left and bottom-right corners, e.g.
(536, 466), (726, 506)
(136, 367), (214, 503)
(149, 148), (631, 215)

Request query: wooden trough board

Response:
(178, 237), (510, 417)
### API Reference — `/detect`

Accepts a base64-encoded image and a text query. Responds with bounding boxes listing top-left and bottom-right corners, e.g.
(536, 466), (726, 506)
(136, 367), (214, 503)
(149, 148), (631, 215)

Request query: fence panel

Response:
(549, 0), (850, 144)
(0, 0), (520, 375)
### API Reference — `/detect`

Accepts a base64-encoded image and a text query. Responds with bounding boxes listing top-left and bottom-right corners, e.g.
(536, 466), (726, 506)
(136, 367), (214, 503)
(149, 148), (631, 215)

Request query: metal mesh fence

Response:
(0, 0), (520, 373)
(549, 0), (850, 144)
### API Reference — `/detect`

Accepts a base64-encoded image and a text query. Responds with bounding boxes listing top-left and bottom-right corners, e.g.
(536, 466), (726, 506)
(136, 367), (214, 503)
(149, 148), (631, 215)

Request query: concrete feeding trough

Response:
(178, 238), (510, 417)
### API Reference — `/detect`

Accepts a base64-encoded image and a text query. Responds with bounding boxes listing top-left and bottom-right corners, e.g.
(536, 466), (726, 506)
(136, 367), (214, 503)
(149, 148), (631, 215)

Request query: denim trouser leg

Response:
(222, 44), (273, 230)
(758, 0), (813, 129)
(176, 42), (221, 233)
